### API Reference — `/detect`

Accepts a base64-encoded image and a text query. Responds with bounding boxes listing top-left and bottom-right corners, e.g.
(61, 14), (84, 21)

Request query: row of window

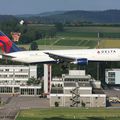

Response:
(64, 79), (89, 82)
(0, 69), (28, 72)
(0, 87), (41, 95)
(0, 87), (12, 93)
(51, 84), (63, 87)
(0, 75), (28, 78)
(0, 80), (27, 85)
(20, 89), (41, 95)
(107, 72), (115, 84)
(108, 72), (115, 77)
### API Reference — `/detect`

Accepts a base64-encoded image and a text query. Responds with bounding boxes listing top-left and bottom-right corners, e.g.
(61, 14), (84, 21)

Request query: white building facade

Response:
(105, 69), (120, 84)
(50, 70), (106, 107)
(0, 65), (41, 96)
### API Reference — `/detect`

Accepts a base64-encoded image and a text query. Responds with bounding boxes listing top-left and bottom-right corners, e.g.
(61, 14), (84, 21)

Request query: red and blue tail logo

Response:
(0, 32), (21, 53)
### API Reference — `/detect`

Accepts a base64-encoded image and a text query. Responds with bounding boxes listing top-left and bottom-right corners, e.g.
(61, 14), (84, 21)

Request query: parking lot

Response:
(0, 95), (49, 120)
(104, 89), (120, 107)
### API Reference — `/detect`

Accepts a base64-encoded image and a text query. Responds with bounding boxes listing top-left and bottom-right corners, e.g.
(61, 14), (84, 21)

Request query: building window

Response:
(108, 72), (115, 77)
(20, 69), (23, 72)
(15, 81), (20, 83)
(37, 89), (41, 95)
(108, 78), (115, 84)
(9, 75), (13, 78)
(0, 69), (3, 72)
(4, 75), (7, 78)
(5, 69), (9, 72)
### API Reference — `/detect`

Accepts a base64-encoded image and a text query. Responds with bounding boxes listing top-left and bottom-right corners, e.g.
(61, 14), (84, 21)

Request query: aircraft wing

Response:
(45, 52), (88, 65)
(45, 52), (75, 62)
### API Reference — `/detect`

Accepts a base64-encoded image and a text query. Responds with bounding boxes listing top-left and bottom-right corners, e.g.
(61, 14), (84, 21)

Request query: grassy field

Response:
(34, 26), (120, 49)
(36, 37), (97, 48)
(99, 39), (120, 48)
(16, 108), (120, 120)
(19, 26), (120, 50)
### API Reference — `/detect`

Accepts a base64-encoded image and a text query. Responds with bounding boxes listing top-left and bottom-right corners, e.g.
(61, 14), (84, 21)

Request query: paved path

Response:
(0, 95), (49, 120)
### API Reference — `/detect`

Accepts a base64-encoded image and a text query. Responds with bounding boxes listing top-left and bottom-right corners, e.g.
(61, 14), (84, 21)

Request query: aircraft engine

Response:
(72, 58), (88, 65)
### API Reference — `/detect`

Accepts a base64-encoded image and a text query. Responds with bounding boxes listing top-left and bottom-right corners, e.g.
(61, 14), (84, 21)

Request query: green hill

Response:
(18, 10), (120, 24)
(0, 15), (17, 22)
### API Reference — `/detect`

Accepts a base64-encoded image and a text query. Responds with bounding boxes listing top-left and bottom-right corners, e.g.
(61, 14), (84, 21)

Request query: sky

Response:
(0, 0), (120, 15)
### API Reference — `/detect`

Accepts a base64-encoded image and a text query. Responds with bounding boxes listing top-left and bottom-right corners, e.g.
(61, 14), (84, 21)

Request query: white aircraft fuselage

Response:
(0, 31), (119, 64)
(4, 48), (120, 64)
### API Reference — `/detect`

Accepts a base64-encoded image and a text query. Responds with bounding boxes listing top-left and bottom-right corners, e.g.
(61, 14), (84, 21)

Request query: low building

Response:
(105, 69), (120, 84)
(0, 65), (41, 96)
(50, 70), (106, 107)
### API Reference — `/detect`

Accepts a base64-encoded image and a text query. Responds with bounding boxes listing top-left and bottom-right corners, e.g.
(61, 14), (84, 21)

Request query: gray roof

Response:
(64, 75), (91, 79)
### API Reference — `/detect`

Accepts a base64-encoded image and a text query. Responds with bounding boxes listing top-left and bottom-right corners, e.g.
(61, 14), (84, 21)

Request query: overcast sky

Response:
(0, 0), (120, 15)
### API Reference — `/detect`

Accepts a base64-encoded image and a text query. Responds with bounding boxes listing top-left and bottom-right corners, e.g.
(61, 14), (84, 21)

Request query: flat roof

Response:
(64, 75), (91, 79)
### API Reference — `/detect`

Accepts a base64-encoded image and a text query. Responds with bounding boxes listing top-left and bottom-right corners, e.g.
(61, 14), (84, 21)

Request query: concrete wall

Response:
(79, 89), (92, 94)
(64, 96), (72, 107)
(50, 95), (64, 107)
(50, 94), (106, 108)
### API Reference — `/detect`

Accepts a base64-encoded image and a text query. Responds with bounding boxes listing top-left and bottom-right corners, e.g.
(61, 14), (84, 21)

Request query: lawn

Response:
(19, 26), (120, 50)
(99, 39), (120, 48)
(34, 26), (120, 49)
(36, 37), (98, 48)
(16, 108), (120, 120)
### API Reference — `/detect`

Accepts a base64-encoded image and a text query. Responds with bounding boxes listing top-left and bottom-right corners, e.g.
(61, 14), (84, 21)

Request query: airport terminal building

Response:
(50, 70), (106, 107)
(0, 65), (41, 96)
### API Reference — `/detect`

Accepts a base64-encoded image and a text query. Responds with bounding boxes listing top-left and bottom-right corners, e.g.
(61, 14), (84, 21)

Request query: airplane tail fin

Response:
(0, 31), (21, 53)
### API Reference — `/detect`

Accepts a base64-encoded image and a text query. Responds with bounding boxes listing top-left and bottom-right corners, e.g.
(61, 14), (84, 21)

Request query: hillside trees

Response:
(0, 21), (59, 44)
(55, 23), (64, 32)
(27, 77), (40, 85)
(0, 20), (18, 36)
(30, 41), (38, 50)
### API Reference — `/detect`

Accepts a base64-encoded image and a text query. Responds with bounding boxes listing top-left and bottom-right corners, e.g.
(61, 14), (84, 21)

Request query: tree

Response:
(48, 29), (56, 38)
(30, 41), (38, 50)
(81, 101), (86, 107)
(55, 23), (64, 32)
(27, 77), (40, 85)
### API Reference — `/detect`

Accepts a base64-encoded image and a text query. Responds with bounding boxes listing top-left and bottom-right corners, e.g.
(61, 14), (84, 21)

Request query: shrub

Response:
(55, 101), (59, 107)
